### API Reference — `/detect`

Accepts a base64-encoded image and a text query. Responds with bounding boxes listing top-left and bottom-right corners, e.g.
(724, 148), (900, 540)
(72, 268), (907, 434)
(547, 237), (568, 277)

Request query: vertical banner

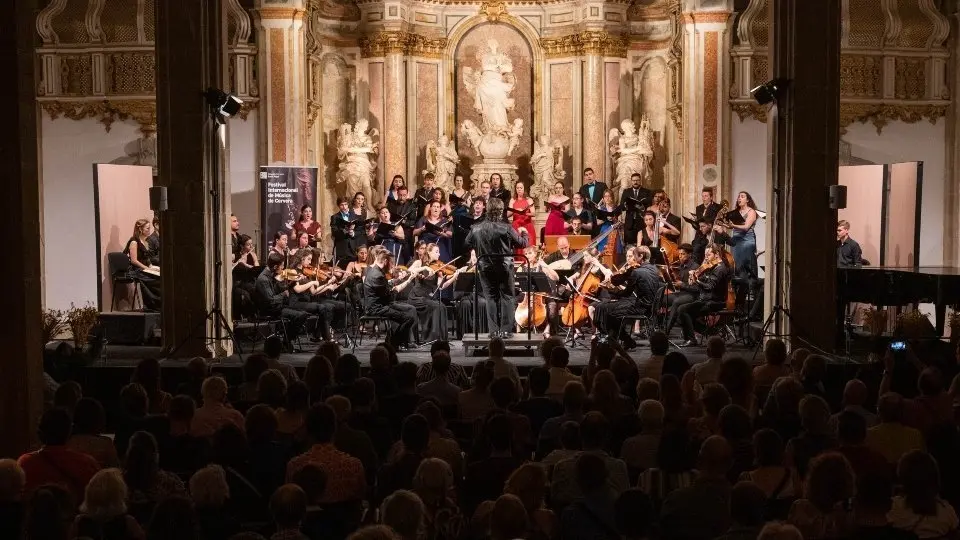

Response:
(259, 165), (318, 254)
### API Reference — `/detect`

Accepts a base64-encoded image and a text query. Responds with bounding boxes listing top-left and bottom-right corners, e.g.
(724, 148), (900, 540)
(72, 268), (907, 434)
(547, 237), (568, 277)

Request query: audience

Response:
(18, 332), (960, 540)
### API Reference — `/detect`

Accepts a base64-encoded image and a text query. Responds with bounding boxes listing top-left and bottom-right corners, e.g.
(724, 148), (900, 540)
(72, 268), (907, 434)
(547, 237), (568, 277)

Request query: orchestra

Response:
(125, 173), (759, 351)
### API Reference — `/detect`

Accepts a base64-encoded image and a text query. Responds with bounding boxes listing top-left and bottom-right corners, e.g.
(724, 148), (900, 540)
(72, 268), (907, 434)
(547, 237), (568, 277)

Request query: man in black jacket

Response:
(363, 249), (417, 349)
(695, 187), (724, 226)
(488, 173), (511, 219)
(671, 243), (731, 346)
(622, 173), (652, 245)
(413, 174), (435, 217)
(330, 197), (358, 265)
(596, 246), (661, 348)
(577, 168), (608, 206)
(254, 253), (310, 346)
(465, 197), (529, 337)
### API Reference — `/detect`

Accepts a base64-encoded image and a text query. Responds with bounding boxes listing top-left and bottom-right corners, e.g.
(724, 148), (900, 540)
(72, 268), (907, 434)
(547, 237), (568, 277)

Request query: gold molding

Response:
(407, 34), (448, 59)
(256, 7), (306, 21)
(479, 0), (508, 22)
(540, 31), (629, 58)
(359, 31), (447, 58)
(38, 99), (260, 133)
(730, 101), (947, 134)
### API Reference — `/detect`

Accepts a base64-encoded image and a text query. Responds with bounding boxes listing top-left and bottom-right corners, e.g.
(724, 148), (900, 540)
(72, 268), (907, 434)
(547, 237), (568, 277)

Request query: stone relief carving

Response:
(335, 119), (379, 211)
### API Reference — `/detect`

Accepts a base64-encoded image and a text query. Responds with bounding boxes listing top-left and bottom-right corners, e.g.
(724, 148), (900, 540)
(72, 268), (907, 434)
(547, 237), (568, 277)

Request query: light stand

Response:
(168, 89), (242, 359)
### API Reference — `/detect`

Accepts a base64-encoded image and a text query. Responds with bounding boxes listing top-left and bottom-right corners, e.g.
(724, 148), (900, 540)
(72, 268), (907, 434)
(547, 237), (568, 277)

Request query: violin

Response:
(279, 268), (301, 282)
(429, 260), (457, 277)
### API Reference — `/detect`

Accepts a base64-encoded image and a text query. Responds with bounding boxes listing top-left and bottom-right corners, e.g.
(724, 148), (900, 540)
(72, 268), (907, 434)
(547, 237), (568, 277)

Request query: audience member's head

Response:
(124, 431), (161, 491)
(168, 394), (196, 428)
(401, 414), (431, 455)
(729, 481), (766, 527)
(245, 403), (279, 444)
(841, 378), (868, 407)
(527, 367), (550, 397)
(489, 494), (528, 540)
(369, 346), (391, 373)
(257, 369), (287, 407)
(291, 464), (328, 505)
(489, 337), (506, 358)
(504, 463), (549, 514)
(201, 376), (229, 405)
(305, 403), (337, 444)
(753, 428), (785, 467)
(119, 382), (149, 417)
(700, 383), (731, 417)
(54, 380), (83, 412)
(304, 355), (334, 401)
(189, 464), (230, 509)
(38, 407), (73, 446)
(539, 337), (564, 366)
(790, 347), (811, 375)
(799, 394), (831, 435)
(801, 354), (827, 383)
(562, 381), (586, 412)
(263, 335), (284, 359)
(706, 336), (726, 359)
(394, 362), (419, 391)
(486, 413), (513, 455)
(877, 392), (905, 424)
(897, 450), (941, 516)
(635, 378), (660, 402)
(471, 360), (495, 391)
(804, 452), (855, 513)
(316, 342), (341, 367)
(490, 377), (518, 408)
(72, 397), (107, 436)
(285, 380), (311, 412)
(658, 374), (683, 410)
(718, 357), (754, 403)
(918, 367), (945, 397)
(430, 340), (451, 356)
(615, 489), (654, 539)
(648, 331), (669, 356)
(132, 357), (163, 394)
(380, 490), (424, 540)
(186, 357), (209, 383)
(242, 354), (270, 385)
(24, 485), (74, 540)
(662, 351), (691, 380)
(413, 458), (454, 508)
(212, 423), (250, 469)
(415, 401), (445, 433)
(697, 435), (733, 479)
(0, 459), (25, 502)
(430, 352), (452, 379)
(270, 484), (307, 530)
(325, 395), (352, 425)
(335, 354), (362, 386)
(580, 411), (610, 451)
(836, 410), (867, 446)
(772, 376), (804, 415)
(550, 346), (570, 369)
(575, 452), (608, 494)
(718, 404), (752, 441)
(763, 339), (787, 366)
(638, 399), (664, 432)
(348, 525), (401, 540)
(758, 523), (803, 540)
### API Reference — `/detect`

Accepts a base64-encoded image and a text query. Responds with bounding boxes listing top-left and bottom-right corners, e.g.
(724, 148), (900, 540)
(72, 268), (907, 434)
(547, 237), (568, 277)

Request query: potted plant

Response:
(67, 303), (100, 349)
(42, 308), (68, 344)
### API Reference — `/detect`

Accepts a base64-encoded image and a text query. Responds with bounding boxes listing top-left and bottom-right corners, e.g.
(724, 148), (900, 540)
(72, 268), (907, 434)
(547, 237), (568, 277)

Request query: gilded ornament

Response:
(407, 34), (448, 59)
(40, 99), (157, 134)
(731, 102), (768, 123)
(479, 0), (508, 22)
(360, 31), (411, 57)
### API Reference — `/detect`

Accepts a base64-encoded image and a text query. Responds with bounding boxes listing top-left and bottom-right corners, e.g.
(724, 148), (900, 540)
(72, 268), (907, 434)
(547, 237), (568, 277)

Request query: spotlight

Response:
(203, 88), (243, 123)
(750, 78), (791, 105)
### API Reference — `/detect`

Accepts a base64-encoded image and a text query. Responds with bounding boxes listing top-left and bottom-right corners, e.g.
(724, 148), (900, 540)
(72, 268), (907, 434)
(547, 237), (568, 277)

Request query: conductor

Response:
(465, 197), (529, 338)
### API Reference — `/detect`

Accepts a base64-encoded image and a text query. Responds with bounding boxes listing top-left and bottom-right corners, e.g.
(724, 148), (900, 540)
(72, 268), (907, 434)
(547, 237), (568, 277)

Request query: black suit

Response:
(330, 212), (356, 264)
(598, 263), (661, 345)
(413, 188), (433, 217)
(622, 186), (653, 242)
(253, 267), (310, 340)
(464, 219), (528, 333)
(363, 265), (416, 347)
(578, 181), (608, 206)
(672, 261), (731, 340)
(696, 202), (723, 223)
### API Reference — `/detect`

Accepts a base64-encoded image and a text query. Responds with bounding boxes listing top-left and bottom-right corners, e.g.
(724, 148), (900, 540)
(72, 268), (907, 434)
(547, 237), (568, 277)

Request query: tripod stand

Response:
(168, 102), (240, 359)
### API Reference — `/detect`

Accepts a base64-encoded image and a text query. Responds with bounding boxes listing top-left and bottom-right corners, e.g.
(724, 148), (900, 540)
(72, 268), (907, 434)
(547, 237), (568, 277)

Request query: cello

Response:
(515, 246), (549, 329)
(561, 257), (604, 327)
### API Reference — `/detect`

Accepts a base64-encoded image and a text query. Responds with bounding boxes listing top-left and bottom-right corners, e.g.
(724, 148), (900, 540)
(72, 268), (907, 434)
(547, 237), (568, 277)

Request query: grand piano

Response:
(837, 266), (960, 335)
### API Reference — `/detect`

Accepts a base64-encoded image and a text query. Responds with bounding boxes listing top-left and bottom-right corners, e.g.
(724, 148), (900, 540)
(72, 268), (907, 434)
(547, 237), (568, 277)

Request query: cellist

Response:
(517, 245), (561, 338)
(562, 247), (612, 333)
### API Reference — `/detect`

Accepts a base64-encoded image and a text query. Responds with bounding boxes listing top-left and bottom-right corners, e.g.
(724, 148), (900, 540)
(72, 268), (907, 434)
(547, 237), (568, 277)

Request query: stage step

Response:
(461, 332), (542, 357)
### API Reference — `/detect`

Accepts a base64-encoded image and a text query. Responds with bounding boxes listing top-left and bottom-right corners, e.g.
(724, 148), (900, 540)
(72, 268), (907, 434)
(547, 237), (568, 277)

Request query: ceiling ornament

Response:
(39, 99), (158, 134)
(479, 0), (508, 22)
(730, 102), (947, 135)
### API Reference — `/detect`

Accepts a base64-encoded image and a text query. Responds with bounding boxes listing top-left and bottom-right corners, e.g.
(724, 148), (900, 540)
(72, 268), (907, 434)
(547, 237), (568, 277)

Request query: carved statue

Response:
(425, 135), (459, 194)
(460, 120), (484, 152)
(462, 39), (516, 134)
(529, 134), (566, 204)
(608, 115), (655, 191)
(335, 118), (379, 209)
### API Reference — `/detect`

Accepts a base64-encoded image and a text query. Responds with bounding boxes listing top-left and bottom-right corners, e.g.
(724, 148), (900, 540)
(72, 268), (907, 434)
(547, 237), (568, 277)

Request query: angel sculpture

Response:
(608, 116), (655, 191)
(460, 120), (484, 152)
(425, 135), (459, 194)
(335, 119), (379, 208)
(462, 39), (516, 134)
(506, 119), (524, 156)
(529, 134), (566, 204)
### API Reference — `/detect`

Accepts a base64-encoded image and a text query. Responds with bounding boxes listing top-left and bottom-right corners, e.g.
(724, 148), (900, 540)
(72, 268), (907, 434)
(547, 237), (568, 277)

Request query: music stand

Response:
(453, 272), (479, 337)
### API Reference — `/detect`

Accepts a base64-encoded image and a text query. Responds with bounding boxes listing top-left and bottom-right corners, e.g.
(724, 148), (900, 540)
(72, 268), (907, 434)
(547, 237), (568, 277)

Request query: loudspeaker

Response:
(149, 186), (168, 212)
(829, 184), (847, 210)
(99, 312), (160, 345)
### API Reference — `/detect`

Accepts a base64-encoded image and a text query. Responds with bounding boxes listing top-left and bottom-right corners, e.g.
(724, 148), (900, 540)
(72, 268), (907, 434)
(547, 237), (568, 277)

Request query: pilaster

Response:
(384, 50), (407, 191)
(681, 8), (734, 209)
(945, 7), (960, 266)
(582, 51), (605, 177)
(0, 0), (44, 456)
(156, 0), (232, 357)
(255, 1), (308, 165)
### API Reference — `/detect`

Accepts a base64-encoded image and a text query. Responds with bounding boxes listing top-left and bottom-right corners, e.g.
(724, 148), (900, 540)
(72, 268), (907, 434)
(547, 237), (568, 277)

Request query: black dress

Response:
(408, 271), (445, 343)
(123, 236), (161, 311)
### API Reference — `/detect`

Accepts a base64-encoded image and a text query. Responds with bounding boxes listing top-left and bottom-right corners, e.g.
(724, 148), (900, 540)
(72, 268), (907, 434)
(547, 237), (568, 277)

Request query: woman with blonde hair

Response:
(504, 463), (557, 540)
(75, 468), (144, 539)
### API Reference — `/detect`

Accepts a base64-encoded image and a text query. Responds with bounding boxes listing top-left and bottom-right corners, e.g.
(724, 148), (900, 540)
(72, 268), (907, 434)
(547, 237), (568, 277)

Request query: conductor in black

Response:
(464, 197), (529, 338)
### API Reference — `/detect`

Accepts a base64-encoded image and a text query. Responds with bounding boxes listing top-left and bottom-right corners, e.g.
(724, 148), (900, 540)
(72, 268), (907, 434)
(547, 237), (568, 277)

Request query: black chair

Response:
(108, 251), (141, 311)
(616, 285), (667, 340)
(353, 285), (392, 349)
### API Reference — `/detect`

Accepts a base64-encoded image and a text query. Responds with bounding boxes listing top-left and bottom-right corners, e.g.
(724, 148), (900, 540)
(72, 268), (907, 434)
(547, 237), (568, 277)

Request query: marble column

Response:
(384, 50), (407, 195)
(767, 0), (840, 350)
(944, 8), (960, 266)
(0, 0), (44, 456)
(156, 0), (233, 357)
(255, 1), (308, 165)
(581, 37), (605, 179)
(681, 9), (734, 209)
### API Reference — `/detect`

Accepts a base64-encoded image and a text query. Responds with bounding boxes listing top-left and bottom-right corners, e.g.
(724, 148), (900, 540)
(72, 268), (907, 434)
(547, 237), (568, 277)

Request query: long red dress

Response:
(511, 197), (536, 262)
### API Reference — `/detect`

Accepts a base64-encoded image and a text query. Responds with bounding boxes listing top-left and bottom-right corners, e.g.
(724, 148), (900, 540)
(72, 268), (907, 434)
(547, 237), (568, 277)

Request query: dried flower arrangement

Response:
(42, 308), (69, 344)
(896, 309), (935, 340)
(67, 303), (100, 348)
(861, 307), (887, 336)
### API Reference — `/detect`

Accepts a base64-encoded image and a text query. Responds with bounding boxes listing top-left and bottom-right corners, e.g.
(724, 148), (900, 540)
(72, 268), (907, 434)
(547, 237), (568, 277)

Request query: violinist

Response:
(292, 203), (322, 246)
(520, 245), (561, 338)
(406, 243), (450, 343)
(124, 218), (161, 311)
(331, 197), (358, 264)
(289, 231), (310, 258)
(414, 201), (453, 262)
(254, 252), (310, 348)
(594, 246), (660, 348)
(288, 250), (337, 342)
(363, 249), (418, 350)
(368, 204), (406, 261)
(674, 244), (698, 284)
(667, 243), (732, 347)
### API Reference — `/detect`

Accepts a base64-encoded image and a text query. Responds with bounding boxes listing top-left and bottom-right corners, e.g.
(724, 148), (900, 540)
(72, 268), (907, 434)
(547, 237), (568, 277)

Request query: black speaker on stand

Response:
(829, 184), (847, 210)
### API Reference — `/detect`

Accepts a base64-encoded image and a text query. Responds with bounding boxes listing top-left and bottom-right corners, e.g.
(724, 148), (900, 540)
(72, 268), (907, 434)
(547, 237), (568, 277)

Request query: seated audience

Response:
(0, 459), (25, 540)
(888, 450), (959, 539)
(416, 352), (461, 407)
(560, 453), (617, 540)
(514, 367), (563, 440)
(190, 464), (240, 540)
(716, 481), (767, 540)
(287, 403), (365, 505)
(787, 452), (857, 540)
(867, 392), (924, 465)
(74, 468), (144, 539)
(659, 436), (733, 540)
(458, 360), (496, 422)
(546, 347), (581, 398)
(18, 407), (101, 501)
(67, 397), (120, 468)
(192, 376), (246, 438)
(551, 412), (628, 509)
